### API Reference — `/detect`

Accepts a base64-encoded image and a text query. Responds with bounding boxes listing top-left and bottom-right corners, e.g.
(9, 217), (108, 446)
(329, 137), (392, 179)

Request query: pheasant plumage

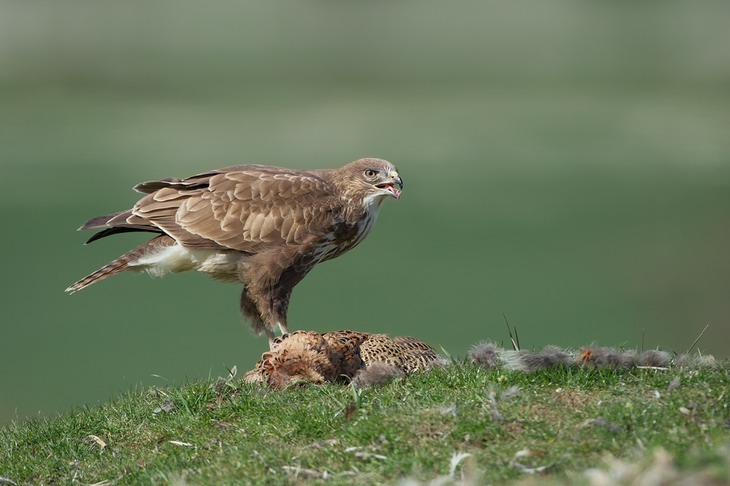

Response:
(244, 330), (444, 389)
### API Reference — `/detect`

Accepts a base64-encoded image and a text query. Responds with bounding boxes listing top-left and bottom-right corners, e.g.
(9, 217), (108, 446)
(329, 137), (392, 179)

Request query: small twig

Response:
(168, 440), (195, 448)
(281, 465), (355, 480)
(354, 452), (388, 461)
(684, 323), (710, 355)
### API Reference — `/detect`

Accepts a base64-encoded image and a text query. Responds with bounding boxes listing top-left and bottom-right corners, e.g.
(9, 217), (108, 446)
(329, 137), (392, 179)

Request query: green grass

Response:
(2, 363), (728, 485)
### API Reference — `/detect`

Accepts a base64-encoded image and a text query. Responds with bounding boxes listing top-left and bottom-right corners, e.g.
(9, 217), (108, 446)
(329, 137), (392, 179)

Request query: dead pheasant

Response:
(244, 330), (445, 389)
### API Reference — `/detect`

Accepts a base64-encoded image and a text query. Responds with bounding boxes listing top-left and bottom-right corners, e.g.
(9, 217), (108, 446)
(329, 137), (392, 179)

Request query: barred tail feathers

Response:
(65, 235), (176, 293)
(65, 257), (131, 293)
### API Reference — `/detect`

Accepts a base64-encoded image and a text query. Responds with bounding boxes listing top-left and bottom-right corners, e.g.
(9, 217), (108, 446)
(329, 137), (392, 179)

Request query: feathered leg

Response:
(239, 288), (279, 349)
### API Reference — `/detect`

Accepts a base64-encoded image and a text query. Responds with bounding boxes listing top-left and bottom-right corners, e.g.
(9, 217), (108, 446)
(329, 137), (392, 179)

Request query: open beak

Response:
(376, 172), (403, 199)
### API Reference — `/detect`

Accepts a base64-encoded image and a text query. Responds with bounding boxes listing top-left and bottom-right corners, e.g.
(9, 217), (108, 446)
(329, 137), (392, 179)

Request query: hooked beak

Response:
(376, 171), (403, 199)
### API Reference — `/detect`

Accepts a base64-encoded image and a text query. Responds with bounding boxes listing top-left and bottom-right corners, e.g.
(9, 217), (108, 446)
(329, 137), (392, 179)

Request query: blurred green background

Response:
(1, 0), (729, 424)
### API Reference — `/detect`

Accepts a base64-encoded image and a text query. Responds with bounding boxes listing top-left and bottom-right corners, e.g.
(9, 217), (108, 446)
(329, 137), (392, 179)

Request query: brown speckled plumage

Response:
(244, 330), (443, 389)
(66, 159), (403, 346)
(359, 334), (443, 373)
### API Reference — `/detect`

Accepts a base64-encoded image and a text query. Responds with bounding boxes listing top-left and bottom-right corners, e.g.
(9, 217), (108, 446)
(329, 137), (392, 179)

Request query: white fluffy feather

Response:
(131, 244), (239, 279)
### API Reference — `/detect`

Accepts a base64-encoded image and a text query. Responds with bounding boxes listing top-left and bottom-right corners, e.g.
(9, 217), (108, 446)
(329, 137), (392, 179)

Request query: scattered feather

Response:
(153, 399), (175, 415)
(0, 477), (17, 485)
(636, 350), (670, 368)
(675, 353), (717, 369)
(485, 390), (504, 423)
(354, 452), (388, 461)
(498, 350), (523, 371)
(583, 448), (714, 486)
(510, 449), (555, 474)
(83, 434), (106, 450)
(500, 386), (520, 401)
(579, 417), (622, 433)
(675, 353), (692, 367)
(578, 347), (635, 369)
(431, 356), (452, 368)
(696, 354), (717, 368)
(399, 452), (480, 485)
(352, 363), (404, 388)
(469, 342), (502, 369)
(281, 466), (333, 480)
(525, 346), (573, 370)
(504, 346), (573, 371)
(441, 405), (457, 416)
(448, 452), (472, 478)
(667, 377), (681, 393)
(619, 350), (639, 367)
(345, 446), (388, 461)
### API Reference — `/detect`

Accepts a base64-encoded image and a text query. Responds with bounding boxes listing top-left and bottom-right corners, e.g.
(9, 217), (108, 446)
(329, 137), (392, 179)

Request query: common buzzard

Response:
(66, 158), (403, 347)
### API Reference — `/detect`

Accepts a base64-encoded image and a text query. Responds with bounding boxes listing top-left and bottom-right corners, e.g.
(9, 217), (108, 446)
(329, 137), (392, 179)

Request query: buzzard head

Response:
(341, 158), (403, 204)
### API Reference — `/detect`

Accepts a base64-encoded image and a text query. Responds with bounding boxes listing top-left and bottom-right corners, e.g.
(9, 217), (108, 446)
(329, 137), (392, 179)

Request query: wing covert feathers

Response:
(175, 169), (337, 250)
(77, 165), (341, 251)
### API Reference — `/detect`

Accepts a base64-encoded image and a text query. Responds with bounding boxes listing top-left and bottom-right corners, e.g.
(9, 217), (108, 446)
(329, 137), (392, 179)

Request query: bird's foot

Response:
(277, 321), (289, 335)
(265, 322), (290, 350)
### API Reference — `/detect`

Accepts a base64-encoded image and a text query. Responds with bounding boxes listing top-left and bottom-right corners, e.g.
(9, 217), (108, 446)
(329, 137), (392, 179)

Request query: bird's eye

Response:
(364, 169), (378, 179)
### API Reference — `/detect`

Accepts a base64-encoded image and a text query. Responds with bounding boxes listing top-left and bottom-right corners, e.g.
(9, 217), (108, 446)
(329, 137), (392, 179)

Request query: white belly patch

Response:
(131, 244), (240, 279)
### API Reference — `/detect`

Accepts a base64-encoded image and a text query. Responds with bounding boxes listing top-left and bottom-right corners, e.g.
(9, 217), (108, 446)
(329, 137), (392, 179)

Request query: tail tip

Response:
(65, 279), (89, 294)
(65, 284), (79, 294)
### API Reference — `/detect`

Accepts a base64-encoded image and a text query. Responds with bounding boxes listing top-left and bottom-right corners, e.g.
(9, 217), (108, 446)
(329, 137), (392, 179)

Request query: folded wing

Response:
(83, 165), (341, 252)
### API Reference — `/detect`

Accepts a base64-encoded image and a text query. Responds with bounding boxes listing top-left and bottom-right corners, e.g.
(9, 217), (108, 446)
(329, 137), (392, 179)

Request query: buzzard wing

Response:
(129, 165), (340, 251)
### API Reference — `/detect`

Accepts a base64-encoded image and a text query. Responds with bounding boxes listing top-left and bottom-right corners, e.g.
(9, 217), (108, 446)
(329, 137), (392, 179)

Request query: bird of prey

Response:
(243, 330), (445, 389)
(66, 158), (403, 346)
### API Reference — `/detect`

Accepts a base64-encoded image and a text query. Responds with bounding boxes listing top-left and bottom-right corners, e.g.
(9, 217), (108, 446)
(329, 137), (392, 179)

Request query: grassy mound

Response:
(2, 363), (728, 484)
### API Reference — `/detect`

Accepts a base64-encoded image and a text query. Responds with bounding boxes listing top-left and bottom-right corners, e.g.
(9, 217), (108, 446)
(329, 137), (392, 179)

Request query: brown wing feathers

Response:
(149, 169), (339, 251)
(74, 165), (343, 262)
(78, 168), (223, 246)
